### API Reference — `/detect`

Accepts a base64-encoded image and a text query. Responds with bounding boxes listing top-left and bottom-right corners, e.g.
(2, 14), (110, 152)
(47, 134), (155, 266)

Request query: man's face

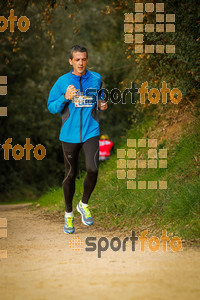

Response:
(69, 51), (88, 76)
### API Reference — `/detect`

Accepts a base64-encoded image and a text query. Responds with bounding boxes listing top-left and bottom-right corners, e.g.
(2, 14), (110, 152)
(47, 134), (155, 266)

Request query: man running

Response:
(47, 45), (107, 234)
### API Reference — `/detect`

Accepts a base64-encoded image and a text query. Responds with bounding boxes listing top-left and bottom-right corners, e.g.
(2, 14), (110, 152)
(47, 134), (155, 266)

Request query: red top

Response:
(99, 139), (113, 157)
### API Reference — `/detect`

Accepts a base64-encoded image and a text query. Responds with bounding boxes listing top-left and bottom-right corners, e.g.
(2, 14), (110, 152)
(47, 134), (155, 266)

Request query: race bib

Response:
(73, 95), (94, 107)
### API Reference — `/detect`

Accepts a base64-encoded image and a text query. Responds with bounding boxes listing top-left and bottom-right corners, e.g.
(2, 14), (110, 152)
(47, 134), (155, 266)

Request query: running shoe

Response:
(76, 201), (94, 226)
(64, 216), (75, 234)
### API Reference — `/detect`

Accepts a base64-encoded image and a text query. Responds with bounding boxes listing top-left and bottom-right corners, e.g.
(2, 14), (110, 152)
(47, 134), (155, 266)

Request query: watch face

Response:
(73, 96), (94, 107)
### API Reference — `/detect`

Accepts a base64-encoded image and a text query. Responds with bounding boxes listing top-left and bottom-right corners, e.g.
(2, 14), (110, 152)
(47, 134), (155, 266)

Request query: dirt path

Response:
(0, 206), (199, 300)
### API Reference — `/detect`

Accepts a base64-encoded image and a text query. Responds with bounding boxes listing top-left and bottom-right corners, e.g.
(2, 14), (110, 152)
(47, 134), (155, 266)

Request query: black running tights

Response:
(62, 136), (99, 212)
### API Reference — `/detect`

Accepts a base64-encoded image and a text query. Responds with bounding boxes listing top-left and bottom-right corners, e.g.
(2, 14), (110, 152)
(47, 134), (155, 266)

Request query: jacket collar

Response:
(70, 69), (89, 79)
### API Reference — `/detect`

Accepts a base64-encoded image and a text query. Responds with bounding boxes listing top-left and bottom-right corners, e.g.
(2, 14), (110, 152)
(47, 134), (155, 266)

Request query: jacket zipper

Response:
(79, 76), (83, 143)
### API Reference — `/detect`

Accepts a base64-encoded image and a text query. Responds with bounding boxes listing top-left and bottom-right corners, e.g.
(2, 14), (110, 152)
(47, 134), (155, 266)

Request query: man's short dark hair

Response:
(69, 45), (88, 59)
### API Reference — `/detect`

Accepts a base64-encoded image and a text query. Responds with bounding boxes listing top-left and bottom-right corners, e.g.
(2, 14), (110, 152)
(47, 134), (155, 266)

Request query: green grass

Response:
(36, 111), (200, 240)
(36, 186), (64, 210)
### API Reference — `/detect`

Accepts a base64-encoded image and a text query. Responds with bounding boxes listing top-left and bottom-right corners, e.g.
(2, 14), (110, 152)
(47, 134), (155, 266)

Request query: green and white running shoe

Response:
(64, 216), (75, 234)
(76, 201), (94, 226)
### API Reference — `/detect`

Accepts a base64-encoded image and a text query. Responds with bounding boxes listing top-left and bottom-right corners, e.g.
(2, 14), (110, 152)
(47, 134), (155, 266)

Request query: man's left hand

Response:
(98, 100), (108, 110)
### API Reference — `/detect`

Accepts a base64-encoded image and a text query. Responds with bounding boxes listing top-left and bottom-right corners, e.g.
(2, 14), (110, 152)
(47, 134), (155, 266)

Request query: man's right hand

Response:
(64, 85), (77, 100)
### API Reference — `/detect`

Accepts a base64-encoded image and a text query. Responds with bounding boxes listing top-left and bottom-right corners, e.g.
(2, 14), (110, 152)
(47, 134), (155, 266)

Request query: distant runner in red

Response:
(99, 135), (113, 161)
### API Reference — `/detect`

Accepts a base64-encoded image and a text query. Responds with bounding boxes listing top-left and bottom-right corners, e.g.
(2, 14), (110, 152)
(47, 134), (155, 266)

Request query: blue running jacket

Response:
(47, 69), (103, 143)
